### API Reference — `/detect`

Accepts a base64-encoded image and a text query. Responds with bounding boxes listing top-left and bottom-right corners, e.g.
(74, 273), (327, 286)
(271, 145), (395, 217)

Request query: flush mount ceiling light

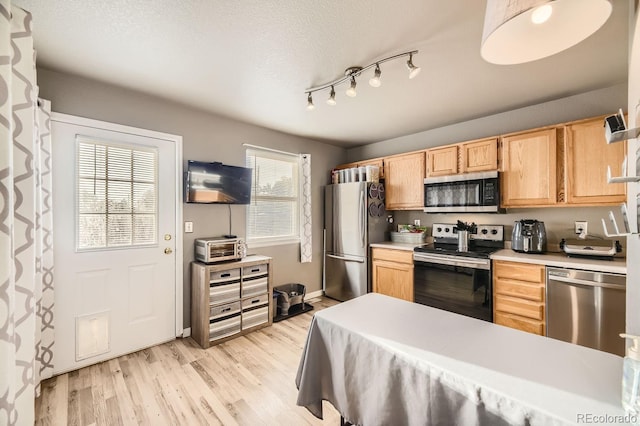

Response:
(305, 50), (419, 109)
(481, 0), (612, 65)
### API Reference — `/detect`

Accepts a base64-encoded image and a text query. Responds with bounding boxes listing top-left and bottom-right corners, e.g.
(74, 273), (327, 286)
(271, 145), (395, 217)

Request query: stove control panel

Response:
(432, 223), (504, 241)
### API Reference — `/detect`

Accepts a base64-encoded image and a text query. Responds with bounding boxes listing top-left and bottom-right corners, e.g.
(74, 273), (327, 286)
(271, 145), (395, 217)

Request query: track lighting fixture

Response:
(346, 76), (357, 97)
(369, 63), (382, 87)
(306, 93), (315, 111)
(304, 50), (419, 109)
(406, 53), (421, 79)
(327, 86), (337, 105)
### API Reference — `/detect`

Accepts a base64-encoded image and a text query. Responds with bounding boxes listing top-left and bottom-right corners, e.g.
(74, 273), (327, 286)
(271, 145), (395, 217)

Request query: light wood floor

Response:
(35, 297), (341, 426)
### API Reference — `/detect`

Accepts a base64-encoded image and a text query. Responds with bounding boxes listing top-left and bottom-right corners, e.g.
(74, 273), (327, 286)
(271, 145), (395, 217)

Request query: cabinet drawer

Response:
(495, 311), (544, 336)
(209, 282), (240, 305)
(242, 276), (268, 298)
(242, 306), (269, 330)
(371, 247), (413, 264)
(209, 301), (241, 320)
(494, 278), (544, 302)
(209, 314), (241, 341)
(494, 261), (544, 283)
(494, 295), (544, 320)
(242, 293), (269, 309)
(243, 263), (268, 279)
(210, 268), (241, 284)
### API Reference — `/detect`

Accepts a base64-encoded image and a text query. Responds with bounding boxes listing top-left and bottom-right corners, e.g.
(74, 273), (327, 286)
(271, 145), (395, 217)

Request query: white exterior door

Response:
(51, 114), (182, 374)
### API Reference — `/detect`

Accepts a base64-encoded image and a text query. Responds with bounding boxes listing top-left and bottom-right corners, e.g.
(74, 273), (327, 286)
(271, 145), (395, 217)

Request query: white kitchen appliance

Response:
(559, 238), (622, 259)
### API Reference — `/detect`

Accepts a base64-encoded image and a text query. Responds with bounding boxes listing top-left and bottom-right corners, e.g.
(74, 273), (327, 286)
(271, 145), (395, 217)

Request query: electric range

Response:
(412, 223), (504, 322)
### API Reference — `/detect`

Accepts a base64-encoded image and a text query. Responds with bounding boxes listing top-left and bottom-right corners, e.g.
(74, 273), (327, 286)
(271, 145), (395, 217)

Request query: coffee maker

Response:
(511, 219), (547, 253)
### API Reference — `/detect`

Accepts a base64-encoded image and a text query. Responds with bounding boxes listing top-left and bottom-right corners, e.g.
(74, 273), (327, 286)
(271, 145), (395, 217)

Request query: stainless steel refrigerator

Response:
(324, 182), (387, 301)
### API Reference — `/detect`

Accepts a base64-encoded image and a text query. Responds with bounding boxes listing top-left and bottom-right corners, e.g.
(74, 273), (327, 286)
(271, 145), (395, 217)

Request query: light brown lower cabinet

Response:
(371, 247), (414, 302)
(493, 260), (545, 335)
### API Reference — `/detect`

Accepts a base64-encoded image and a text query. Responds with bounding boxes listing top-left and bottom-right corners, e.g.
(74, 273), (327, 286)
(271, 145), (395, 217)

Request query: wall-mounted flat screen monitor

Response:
(185, 160), (252, 204)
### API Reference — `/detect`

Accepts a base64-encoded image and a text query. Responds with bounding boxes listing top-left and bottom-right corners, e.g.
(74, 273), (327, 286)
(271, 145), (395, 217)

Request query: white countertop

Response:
(490, 249), (627, 275)
(369, 242), (627, 274)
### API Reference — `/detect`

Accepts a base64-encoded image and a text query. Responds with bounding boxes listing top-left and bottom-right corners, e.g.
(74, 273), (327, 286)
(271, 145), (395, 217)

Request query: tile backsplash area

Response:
(393, 206), (626, 253)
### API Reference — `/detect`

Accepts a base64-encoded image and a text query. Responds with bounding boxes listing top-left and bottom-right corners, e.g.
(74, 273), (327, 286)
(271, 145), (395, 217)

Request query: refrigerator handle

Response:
(360, 188), (365, 248)
(326, 254), (365, 263)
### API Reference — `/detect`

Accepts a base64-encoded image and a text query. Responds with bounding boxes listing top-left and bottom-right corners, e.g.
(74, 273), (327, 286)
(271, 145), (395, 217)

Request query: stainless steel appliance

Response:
(423, 171), (502, 213)
(324, 182), (387, 301)
(511, 219), (547, 253)
(546, 267), (626, 356)
(413, 223), (504, 322)
(194, 237), (247, 263)
(559, 238), (622, 260)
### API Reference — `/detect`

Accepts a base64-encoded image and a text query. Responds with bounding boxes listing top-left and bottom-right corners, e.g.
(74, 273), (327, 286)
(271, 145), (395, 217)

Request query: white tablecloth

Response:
(296, 293), (633, 426)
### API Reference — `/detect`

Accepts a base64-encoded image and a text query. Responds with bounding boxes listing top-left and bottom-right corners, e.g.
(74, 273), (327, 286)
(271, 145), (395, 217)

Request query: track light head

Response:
(306, 93), (315, 110)
(326, 86), (337, 106)
(345, 76), (357, 98)
(369, 64), (382, 88)
(407, 53), (421, 79)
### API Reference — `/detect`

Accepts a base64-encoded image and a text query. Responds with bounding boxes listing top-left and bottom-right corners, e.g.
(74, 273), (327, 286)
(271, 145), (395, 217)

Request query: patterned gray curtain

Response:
(0, 2), (55, 424)
(300, 154), (312, 262)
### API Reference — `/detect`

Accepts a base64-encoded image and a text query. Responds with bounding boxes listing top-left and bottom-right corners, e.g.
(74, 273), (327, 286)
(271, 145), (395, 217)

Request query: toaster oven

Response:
(195, 237), (247, 263)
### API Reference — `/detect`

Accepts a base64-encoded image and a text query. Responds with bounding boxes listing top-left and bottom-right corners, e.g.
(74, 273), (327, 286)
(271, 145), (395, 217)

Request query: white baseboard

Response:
(306, 290), (324, 300)
(181, 327), (191, 338)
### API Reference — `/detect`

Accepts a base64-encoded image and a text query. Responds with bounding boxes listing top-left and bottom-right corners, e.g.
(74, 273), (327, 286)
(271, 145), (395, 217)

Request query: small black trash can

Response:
(275, 283), (306, 316)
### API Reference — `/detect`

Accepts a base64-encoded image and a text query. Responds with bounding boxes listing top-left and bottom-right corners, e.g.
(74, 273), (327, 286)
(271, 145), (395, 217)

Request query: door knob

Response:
(164, 248), (173, 254)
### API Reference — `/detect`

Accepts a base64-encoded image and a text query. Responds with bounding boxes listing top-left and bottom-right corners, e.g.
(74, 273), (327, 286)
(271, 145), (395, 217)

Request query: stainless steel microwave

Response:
(423, 171), (503, 213)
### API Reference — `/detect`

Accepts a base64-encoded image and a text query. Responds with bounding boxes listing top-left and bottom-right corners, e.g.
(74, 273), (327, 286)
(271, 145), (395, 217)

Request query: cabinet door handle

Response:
(221, 273), (231, 278)
(251, 299), (260, 304)
(251, 268), (260, 272)
(222, 307), (231, 312)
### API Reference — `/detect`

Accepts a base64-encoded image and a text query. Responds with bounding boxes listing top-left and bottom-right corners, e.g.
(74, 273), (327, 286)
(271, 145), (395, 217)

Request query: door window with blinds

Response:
(76, 137), (158, 250)
(246, 148), (300, 245)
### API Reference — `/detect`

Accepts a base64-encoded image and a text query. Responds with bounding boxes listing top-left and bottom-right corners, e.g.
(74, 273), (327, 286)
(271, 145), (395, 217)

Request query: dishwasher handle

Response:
(548, 274), (625, 291)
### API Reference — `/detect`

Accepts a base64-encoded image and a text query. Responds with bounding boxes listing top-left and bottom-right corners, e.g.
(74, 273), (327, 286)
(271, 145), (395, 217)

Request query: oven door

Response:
(413, 253), (493, 322)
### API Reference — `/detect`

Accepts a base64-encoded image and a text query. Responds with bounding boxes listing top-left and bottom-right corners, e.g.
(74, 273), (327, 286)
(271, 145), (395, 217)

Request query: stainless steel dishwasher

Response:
(546, 267), (626, 356)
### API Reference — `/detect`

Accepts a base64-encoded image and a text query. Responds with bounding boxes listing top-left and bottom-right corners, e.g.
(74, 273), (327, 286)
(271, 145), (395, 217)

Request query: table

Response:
(296, 293), (632, 425)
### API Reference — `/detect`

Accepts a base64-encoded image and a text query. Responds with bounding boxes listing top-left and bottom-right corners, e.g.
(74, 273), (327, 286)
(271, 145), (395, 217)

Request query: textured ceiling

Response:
(14, 0), (629, 147)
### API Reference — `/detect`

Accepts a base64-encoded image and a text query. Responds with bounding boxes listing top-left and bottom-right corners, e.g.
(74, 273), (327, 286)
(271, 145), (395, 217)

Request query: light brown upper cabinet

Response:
(500, 128), (558, 207)
(427, 145), (458, 176)
(564, 117), (626, 205)
(461, 138), (499, 173)
(426, 137), (498, 177)
(385, 151), (425, 210)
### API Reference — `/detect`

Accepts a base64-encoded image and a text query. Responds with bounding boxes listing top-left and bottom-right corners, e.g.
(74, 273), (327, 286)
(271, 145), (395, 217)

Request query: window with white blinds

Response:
(76, 137), (158, 250)
(246, 148), (300, 245)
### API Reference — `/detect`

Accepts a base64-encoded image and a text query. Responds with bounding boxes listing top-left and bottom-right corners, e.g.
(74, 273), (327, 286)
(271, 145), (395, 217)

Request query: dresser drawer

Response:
(494, 294), (544, 320)
(209, 281), (240, 305)
(242, 293), (269, 310)
(243, 263), (268, 279)
(209, 301), (241, 320)
(209, 268), (241, 284)
(242, 306), (269, 330)
(209, 314), (241, 341)
(242, 276), (268, 298)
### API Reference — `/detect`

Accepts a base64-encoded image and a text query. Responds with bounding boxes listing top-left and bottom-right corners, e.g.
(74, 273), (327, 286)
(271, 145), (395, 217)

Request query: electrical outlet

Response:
(574, 221), (587, 236)
(414, 219), (421, 226)
(184, 221), (193, 233)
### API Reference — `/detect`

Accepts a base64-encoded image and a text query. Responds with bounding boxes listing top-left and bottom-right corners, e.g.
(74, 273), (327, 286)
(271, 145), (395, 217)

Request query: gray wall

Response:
(37, 68), (346, 327)
(347, 83), (627, 161)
